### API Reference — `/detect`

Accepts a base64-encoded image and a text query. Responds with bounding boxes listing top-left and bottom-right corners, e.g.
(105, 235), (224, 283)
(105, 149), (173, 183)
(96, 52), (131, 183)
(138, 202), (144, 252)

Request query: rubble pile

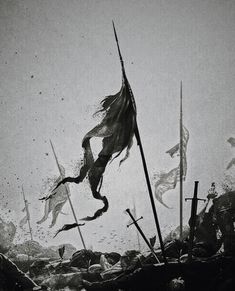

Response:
(29, 249), (124, 290)
(26, 248), (235, 291)
(1, 191), (235, 290)
(7, 240), (76, 260)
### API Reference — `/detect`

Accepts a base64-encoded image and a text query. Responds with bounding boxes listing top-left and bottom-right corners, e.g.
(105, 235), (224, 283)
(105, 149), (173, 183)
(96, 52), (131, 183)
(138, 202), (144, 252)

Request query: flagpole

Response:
(179, 81), (183, 239)
(112, 22), (167, 264)
(49, 140), (87, 250)
(134, 126), (167, 263)
(22, 186), (33, 241)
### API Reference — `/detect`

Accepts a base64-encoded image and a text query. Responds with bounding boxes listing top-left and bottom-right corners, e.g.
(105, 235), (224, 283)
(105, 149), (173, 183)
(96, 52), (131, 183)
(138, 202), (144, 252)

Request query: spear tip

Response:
(111, 21), (125, 73)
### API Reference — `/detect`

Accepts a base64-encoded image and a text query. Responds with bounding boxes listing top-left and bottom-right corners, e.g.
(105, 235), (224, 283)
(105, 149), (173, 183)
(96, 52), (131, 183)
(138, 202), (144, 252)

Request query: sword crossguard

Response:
(185, 198), (206, 202)
(127, 216), (143, 228)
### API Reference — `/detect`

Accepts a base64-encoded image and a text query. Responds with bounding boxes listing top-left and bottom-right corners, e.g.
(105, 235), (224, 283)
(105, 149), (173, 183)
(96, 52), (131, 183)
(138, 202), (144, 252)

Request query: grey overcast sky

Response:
(0, 0), (235, 253)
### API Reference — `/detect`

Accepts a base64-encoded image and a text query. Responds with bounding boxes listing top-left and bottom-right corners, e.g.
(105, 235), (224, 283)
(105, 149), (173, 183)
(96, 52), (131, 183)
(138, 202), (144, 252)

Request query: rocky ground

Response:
(8, 243), (235, 291)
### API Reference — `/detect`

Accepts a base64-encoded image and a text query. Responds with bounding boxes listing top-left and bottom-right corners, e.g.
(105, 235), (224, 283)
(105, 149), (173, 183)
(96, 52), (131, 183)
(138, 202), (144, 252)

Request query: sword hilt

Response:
(127, 216), (143, 228)
(185, 198), (206, 202)
(126, 208), (131, 214)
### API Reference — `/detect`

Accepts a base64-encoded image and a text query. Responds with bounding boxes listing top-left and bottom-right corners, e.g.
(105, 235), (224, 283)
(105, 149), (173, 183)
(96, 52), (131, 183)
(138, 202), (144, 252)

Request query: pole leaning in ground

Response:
(49, 140), (86, 250)
(112, 21), (167, 264)
(179, 81), (183, 239)
(22, 186), (33, 241)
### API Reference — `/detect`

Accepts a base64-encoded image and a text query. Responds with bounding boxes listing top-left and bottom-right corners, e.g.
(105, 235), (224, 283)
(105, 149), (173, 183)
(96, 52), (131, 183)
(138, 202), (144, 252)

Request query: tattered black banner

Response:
(53, 223), (85, 238)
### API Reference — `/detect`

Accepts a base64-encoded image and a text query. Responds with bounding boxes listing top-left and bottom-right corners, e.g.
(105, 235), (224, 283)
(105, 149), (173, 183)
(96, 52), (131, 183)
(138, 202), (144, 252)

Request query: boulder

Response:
(29, 258), (51, 277)
(104, 252), (120, 265)
(41, 272), (83, 290)
(88, 264), (103, 274)
(120, 250), (141, 271)
(8, 240), (43, 258)
(70, 250), (98, 268)
(8, 241), (77, 261)
(164, 225), (190, 243)
(0, 217), (16, 254)
(15, 253), (29, 261)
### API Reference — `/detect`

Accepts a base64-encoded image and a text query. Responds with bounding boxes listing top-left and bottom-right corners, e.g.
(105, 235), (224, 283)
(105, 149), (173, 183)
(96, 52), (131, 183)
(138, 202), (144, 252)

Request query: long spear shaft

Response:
(49, 140), (86, 250)
(179, 81), (183, 239)
(134, 127), (167, 263)
(112, 22), (167, 264)
(22, 186), (33, 241)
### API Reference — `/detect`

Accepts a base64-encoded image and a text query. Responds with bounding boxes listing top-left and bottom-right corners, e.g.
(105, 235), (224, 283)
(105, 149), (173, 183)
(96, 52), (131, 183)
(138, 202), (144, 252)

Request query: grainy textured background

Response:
(0, 0), (234, 253)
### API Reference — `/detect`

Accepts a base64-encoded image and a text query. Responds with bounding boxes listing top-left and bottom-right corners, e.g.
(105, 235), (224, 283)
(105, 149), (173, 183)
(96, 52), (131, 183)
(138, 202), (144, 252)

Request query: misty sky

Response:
(0, 0), (235, 253)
